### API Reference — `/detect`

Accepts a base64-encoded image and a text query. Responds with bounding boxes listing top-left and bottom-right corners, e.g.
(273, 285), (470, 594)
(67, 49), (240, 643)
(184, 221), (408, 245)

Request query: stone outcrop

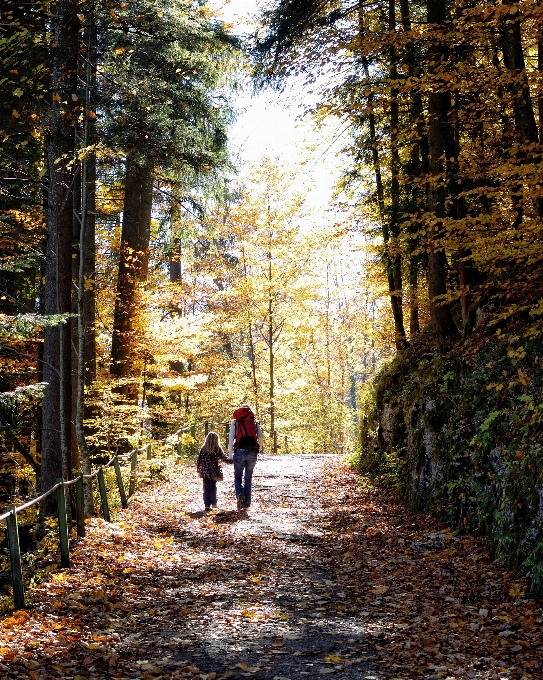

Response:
(358, 335), (543, 594)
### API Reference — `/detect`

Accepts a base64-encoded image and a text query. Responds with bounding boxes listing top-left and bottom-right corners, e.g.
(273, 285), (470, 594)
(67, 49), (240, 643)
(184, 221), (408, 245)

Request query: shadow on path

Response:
(0, 454), (541, 680)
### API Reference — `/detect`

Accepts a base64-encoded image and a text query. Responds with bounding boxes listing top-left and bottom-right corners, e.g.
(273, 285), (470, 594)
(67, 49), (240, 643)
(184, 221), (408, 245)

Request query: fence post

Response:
(128, 449), (138, 497)
(75, 473), (85, 538)
(284, 436), (288, 454)
(97, 467), (111, 522)
(204, 421), (209, 436)
(176, 440), (182, 457)
(6, 506), (24, 610)
(273, 430), (277, 454)
(113, 456), (128, 509)
(146, 442), (152, 459)
(55, 479), (70, 568)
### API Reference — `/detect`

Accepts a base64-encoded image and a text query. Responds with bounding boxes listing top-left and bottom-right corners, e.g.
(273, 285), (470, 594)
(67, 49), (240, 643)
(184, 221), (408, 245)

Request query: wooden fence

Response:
(0, 419), (287, 611)
(0, 442), (154, 611)
(171, 421), (287, 456)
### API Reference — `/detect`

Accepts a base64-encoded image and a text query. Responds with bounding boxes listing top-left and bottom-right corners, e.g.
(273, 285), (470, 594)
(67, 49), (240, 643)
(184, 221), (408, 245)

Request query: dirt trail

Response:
(1, 455), (542, 680)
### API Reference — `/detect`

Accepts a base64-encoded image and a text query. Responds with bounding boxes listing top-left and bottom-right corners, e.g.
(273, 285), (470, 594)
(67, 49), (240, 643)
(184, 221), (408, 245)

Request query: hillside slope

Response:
(357, 324), (543, 594)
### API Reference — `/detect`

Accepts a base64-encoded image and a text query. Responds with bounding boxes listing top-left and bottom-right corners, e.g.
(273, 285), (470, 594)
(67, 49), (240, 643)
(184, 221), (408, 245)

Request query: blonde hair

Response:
(200, 431), (223, 455)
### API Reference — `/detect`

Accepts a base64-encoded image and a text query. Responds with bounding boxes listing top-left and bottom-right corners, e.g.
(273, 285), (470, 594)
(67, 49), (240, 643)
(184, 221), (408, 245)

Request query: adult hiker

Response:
(228, 404), (263, 511)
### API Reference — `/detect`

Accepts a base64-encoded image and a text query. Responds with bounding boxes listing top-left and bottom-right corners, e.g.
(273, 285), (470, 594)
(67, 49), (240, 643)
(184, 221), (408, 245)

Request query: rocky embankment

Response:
(358, 329), (543, 594)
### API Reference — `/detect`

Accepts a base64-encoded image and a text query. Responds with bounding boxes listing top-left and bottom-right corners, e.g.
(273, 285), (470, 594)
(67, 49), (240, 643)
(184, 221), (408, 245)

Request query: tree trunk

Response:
(169, 189), (183, 287)
(267, 246), (275, 441)
(408, 259), (420, 337)
(248, 323), (260, 418)
(41, 0), (79, 504)
(360, 51), (408, 350)
(399, 0), (428, 175)
(77, 10), (97, 514)
(501, 0), (539, 146)
(539, 33), (543, 144)
(83, 20), (97, 384)
(83, 147), (97, 382)
(169, 232), (183, 315)
(500, 0), (541, 218)
(242, 248), (260, 418)
(400, 0), (425, 339)
(425, 0), (459, 347)
(169, 246), (182, 283)
(388, 0), (408, 350)
(110, 158), (154, 380)
(71, 145), (81, 471)
(451, 90), (481, 328)
(325, 264), (331, 388)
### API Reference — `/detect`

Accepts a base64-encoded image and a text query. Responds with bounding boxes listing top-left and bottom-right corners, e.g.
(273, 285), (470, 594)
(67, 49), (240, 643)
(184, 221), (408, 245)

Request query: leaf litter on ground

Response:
(0, 454), (541, 680)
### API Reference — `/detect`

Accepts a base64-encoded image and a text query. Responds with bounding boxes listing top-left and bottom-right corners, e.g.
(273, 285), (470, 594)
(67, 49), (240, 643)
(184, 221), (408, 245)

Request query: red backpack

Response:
(233, 406), (259, 451)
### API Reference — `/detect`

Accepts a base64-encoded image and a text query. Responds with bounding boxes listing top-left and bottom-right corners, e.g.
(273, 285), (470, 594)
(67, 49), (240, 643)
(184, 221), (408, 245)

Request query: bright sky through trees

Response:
(210, 0), (345, 211)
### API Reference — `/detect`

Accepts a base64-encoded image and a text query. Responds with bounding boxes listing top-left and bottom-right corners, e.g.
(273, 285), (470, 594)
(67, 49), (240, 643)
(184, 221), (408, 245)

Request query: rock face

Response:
(358, 337), (543, 594)
(407, 398), (445, 507)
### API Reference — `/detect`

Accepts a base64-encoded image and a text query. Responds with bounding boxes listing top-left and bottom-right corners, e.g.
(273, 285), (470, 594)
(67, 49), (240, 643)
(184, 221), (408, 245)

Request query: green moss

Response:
(357, 331), (543, 594)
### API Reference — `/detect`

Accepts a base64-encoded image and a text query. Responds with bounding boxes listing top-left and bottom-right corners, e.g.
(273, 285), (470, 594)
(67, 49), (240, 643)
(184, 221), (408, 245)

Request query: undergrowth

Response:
(0, 450), (180, 612)
(355, 320), (543, 595)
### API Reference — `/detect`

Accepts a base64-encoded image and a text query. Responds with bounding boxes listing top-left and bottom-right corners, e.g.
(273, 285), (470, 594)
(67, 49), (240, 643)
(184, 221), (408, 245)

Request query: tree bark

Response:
(360, 51), (408, 350)
(399, 0), (428, 174)
(83, 22), (97, 385)
(388, 0), (408, 350)
(400, 0), (425, 339)
(169, 189), (182, 286)
(41, 0), (79, 504)
(77, 10), (97, 514)
(539, 33), (543, 144)
(501, 0), (539, 146)
(242, 248), (260, 418)
(267, 244), (275, 441)
(451, 90), (481, 328)
(500, 0), (541, 218)
(408, 259), (420, 337)
(425, 0), (459, 347)
(71, 144), (81, 471)
(110, 158), (154, 379)
(357, 0), (407, 349)
(169, 247), (182, 283)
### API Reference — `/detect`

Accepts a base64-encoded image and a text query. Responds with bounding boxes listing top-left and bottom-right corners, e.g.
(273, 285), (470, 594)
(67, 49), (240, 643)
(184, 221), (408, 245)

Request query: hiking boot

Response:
(236, 494), (245, 511)
(211, 504), (218, 511)
(204, 506), (211, 513)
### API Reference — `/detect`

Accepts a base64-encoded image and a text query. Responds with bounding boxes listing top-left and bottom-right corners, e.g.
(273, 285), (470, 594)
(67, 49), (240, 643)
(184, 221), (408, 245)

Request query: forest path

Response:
(1, 455), (542, 680)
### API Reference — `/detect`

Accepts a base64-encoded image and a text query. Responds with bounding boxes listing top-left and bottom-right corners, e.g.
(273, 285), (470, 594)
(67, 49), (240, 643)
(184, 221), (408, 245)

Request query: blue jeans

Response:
(202, 478), (217, 507)
(233, 449), (257, 508)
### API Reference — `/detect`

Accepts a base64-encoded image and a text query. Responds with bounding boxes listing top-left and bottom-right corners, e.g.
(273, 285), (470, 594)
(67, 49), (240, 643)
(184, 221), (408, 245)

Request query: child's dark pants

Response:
(202, 477), (217, 507)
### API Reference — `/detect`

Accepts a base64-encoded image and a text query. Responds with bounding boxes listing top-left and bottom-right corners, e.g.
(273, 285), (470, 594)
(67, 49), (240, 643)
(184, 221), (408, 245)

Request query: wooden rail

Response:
(169, 421), (231, 456)
(0, 442), (152, 610)
(169, 422), (287, 455)
(1, 419), (288, 610)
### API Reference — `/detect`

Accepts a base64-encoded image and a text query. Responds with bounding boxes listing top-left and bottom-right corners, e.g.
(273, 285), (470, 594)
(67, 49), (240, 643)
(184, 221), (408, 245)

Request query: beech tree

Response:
(218, 161), (308, 437)
(255, 0), (543, 351)
(206, 159), (378, 452)
(424, 0), (460, 347)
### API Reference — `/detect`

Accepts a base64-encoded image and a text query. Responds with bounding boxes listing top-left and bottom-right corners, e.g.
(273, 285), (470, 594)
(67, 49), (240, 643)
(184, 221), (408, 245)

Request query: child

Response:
(196, 431), (233, 511)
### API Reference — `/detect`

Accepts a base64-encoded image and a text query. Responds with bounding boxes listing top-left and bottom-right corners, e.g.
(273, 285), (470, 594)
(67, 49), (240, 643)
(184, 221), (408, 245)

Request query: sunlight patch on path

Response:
(2, 454), (540, 680)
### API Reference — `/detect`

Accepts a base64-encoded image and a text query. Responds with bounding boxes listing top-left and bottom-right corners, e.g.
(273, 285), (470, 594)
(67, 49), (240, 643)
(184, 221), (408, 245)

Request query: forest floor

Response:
(0, 454), (542, 680)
